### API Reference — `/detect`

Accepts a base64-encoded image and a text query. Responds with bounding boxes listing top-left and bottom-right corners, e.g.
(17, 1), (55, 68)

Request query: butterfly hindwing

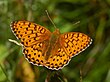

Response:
(45, 47), (70, 70)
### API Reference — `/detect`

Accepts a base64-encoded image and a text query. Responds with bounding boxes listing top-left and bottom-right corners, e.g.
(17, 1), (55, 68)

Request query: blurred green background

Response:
(0, 0), (110, 82)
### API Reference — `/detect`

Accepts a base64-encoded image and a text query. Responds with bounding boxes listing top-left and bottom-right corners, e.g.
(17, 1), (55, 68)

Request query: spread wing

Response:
(11, 21), (52, 66)
(44, 32), (92, 70)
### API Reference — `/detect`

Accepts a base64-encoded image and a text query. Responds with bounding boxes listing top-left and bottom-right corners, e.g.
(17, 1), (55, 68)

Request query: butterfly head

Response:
(53, 28), (60, 35)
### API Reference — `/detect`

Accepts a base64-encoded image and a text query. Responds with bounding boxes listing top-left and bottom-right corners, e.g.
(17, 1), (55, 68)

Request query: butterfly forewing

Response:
(60, 32), (92, 58)
(11, 21), (51, 47)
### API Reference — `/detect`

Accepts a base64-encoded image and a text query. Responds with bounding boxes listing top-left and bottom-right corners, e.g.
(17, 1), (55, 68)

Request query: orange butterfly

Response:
(11, 21), (92, 70)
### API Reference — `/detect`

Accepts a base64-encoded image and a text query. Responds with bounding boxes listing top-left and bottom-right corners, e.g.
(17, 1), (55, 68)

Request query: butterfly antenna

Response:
(73, 21), (80, 26)
(45, 10), (57, 29)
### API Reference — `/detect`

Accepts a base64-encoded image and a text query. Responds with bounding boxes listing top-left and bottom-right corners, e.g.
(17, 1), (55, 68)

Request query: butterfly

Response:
(10, 20), (92, 70)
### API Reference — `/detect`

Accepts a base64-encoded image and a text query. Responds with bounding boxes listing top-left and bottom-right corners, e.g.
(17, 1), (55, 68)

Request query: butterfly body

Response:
(11, 21), (92, 70)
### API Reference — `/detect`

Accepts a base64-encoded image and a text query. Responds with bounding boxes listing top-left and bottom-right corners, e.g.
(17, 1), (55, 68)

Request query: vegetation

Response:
(0, 0), (110, 82)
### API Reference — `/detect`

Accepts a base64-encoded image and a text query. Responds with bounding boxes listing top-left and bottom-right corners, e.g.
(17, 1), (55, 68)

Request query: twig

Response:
(8, 39), (22, 46)
(0, 64), (10, 82)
